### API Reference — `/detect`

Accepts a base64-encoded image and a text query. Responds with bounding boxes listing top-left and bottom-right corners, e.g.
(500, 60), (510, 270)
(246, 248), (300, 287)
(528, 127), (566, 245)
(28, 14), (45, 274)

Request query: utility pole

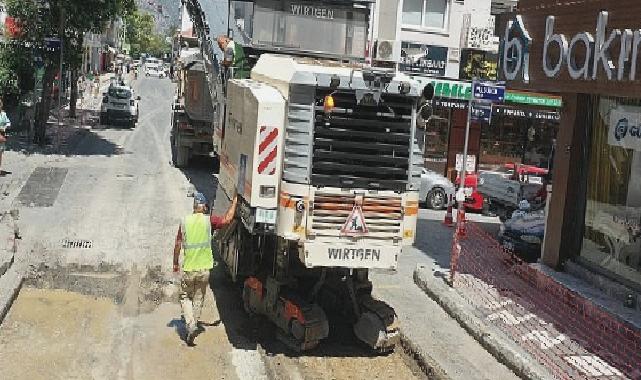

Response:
(57, 4), (65, 152)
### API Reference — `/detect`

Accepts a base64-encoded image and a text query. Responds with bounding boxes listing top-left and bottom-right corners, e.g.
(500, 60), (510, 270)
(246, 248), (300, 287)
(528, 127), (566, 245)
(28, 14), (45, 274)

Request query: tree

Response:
(125, 10), (171, 59)
(3, 0), (135, 143)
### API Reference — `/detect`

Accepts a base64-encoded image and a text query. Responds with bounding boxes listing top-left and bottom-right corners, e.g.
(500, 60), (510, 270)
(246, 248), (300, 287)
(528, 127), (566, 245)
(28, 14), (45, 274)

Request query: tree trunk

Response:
(34, 64), (57, 146)
(69, 69), (78, 118)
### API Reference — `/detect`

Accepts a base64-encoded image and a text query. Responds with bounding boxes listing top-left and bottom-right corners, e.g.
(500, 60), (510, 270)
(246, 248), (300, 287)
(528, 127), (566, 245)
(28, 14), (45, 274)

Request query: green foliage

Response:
(0, 0), (135, 97)
(125, 10), (171, 58)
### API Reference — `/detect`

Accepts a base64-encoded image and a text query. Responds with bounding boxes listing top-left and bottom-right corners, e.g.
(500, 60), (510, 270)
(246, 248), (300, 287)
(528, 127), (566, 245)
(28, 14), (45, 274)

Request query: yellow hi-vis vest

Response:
(182, 213), (214, 272)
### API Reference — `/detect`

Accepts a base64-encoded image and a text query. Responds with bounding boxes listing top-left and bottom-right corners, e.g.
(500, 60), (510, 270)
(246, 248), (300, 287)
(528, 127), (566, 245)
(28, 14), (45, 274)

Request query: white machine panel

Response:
(303, 242), (400, 270)
(219, 80), (286, 209)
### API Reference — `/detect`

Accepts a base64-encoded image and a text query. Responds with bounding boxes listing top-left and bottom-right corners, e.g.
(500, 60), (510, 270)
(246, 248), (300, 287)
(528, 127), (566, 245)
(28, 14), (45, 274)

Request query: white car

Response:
(145, 65), (165, 78)
(419, 168), (456, 210)
(100, 84), (140, 128)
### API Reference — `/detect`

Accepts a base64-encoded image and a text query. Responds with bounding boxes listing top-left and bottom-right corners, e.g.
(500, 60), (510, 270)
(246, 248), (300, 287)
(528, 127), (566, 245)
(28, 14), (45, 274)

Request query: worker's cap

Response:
(193, 192), (208, 207)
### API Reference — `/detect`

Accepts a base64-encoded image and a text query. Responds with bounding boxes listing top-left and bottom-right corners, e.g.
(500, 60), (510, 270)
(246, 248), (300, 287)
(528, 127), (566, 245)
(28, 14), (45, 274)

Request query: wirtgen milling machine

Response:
(184, 0), (433, 351)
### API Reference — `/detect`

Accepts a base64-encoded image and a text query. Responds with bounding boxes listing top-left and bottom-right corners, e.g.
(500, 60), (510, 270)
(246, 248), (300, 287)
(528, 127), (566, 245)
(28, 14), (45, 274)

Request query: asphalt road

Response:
(0, 76), (426, 380)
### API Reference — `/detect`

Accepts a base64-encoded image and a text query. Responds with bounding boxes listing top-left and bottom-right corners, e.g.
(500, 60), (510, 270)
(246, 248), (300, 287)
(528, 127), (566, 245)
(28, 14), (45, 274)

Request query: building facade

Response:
(372, 0), (560, 181)
(502, 0), (641, 310)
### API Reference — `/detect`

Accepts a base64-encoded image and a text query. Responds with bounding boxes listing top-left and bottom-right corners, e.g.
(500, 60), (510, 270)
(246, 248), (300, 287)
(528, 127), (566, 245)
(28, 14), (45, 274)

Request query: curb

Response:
(0, 265), (24, 324)
(399, 332), (449, 379)
(413, 266), (552, 380)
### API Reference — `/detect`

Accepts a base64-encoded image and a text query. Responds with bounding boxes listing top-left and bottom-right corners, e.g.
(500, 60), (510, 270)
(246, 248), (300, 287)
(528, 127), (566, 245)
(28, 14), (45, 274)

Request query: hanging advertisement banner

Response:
(609, 106), (641, 151)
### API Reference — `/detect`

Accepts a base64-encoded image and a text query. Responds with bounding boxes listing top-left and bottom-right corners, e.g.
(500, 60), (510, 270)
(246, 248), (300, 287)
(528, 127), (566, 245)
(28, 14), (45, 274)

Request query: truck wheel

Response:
(129, 120), (136, 129)
(100, 114), (108, 125)
(427, 188), (446, 210)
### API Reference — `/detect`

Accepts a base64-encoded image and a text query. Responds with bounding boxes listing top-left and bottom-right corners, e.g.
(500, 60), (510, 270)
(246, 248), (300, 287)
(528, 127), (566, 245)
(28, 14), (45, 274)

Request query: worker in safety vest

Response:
(217, 35), (249, 79)
(173, 191), (237, 345)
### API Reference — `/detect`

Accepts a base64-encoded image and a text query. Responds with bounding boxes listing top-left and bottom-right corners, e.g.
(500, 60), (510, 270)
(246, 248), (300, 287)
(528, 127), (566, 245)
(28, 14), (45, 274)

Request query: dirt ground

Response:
(0, 265), (426, 380)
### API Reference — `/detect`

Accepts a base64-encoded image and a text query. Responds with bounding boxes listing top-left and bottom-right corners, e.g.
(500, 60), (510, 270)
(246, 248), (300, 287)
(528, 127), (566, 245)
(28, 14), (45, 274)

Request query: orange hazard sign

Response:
(341, 206), (369, 236)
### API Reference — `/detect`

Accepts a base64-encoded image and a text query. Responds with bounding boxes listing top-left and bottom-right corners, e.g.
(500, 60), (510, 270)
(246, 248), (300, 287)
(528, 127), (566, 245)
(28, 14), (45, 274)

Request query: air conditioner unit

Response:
(373, 40), (401, 62)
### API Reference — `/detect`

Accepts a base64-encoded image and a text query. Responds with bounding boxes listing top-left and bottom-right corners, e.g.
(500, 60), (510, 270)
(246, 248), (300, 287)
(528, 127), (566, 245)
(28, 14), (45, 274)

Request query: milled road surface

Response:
(0, 77), (426, 380)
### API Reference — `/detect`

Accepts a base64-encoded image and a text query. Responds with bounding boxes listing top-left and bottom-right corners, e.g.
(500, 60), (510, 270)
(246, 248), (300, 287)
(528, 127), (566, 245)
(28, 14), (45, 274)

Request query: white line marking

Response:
(487, 310), (537, 325)
(563, 355), (624, 377)
(521, 330), (566, 349)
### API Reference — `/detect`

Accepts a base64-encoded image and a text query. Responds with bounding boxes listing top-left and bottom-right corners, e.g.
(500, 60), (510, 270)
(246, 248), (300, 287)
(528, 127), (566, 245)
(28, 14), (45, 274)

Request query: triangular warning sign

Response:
(341, 206), (369, 236)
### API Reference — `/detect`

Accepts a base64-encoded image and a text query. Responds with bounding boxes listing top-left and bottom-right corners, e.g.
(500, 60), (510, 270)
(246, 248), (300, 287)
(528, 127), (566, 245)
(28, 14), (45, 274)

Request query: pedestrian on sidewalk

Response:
(93, 72), (100, 97)
(173, 191), (238, 345)
(0, 99), (11, 175)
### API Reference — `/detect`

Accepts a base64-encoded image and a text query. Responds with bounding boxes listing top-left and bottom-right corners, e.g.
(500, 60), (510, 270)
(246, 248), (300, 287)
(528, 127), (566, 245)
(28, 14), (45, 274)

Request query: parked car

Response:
(145, 65), (165, 78)
(419, 168), (455, 209)
(100, 84), (140, 128)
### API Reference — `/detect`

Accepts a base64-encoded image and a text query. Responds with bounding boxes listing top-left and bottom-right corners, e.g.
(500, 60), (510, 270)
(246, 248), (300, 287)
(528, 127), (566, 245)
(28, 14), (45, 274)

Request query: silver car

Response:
(419, 168), (456, 209)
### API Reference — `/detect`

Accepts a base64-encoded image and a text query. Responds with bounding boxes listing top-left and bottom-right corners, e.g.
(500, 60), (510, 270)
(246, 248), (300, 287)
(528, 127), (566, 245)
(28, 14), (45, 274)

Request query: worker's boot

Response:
(186, 325), (197, 346)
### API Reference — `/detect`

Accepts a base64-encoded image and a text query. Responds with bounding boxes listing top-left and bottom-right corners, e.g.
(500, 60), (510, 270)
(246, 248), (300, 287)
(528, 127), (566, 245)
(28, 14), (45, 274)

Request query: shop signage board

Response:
(473, 82), (505, 102)
(411, 77), (472, 100)
(609, 106), (641, 151)
(504, 91), (562, 107)
(460, 49), (499, 81)
(456, 154), (477, 172)
(501, 3), (641, 96)
(399, 43), (448, 77)
(411, 76), (561, 108)
(466, 16), (498, 51)
(494, 106), (560, 121)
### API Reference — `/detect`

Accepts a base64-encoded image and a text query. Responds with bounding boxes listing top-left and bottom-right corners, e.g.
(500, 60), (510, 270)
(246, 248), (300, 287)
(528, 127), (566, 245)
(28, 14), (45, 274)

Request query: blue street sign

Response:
(473, 81), (505, 102)
(471, 103), (492, 124)
(44, 37), (61, 50)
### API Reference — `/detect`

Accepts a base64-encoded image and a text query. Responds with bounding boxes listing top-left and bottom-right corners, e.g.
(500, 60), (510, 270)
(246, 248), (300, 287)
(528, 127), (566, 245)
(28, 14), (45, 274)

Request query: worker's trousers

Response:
(179, 269), (210, 331)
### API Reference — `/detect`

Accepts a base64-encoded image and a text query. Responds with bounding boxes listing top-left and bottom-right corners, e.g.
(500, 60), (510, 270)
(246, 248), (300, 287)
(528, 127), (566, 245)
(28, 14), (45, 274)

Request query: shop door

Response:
(446, 108), (481, 182)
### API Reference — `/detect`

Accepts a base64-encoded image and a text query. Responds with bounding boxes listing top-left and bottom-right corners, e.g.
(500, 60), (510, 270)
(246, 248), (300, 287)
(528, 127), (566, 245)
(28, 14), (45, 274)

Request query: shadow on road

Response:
(6, 107), (127, 157)
(209, 259), (391, 359)
(415, 217), (502, 270)
(177, 155), (226, 211)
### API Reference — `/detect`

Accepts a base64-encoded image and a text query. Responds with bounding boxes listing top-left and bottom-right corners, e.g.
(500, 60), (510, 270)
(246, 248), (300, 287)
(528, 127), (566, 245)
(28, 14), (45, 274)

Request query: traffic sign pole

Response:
(451, 79), (506, 285)
(451, 79), (475, 286)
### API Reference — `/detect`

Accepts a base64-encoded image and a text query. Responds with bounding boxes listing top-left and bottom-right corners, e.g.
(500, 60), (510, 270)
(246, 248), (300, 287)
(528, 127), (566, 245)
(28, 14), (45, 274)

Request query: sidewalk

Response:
(7, 73), (114, 155)
(413, 218), (641, 380)
(0, 72), (115, 324)
(371, 210), (521, 380)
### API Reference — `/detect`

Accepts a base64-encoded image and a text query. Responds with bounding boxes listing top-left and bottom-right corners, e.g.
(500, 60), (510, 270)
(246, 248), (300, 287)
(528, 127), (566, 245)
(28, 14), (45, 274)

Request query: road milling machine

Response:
(183, 0), (434, 351)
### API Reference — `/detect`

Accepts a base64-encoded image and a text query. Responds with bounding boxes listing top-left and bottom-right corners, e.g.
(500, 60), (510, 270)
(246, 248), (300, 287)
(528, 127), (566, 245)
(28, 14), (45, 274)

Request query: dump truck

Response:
(184, 0), (433, 351)
(171, 35), (215, 167)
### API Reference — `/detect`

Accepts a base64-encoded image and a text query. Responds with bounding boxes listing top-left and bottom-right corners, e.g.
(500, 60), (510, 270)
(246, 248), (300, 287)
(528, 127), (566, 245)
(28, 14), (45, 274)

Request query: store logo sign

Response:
(502, 15), (532, 83)
(609, 107), (641, 151)
(505, 11), (641, 82)
(613, 119), (629, 141)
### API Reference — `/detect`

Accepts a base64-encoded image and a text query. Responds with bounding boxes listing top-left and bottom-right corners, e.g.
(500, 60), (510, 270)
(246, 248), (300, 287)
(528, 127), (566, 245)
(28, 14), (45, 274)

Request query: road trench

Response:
(0, 261), (431, 380)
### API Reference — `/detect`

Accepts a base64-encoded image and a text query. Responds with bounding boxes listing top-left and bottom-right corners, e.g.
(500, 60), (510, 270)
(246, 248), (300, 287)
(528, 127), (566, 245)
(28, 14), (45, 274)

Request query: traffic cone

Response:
(443, 195), (454, 227)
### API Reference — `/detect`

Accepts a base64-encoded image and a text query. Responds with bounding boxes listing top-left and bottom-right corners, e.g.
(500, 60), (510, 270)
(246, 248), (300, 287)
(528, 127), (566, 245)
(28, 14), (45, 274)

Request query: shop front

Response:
(502, 0), (641, 294)
(411, 75), (561, 182)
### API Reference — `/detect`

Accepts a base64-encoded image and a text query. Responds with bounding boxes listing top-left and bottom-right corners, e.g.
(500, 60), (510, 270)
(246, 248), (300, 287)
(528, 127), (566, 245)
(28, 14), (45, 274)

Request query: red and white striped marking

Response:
(257, 126), (278, 175)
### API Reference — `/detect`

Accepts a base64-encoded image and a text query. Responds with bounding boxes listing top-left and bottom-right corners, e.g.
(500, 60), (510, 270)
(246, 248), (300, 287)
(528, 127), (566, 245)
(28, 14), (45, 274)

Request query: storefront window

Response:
(581, 96), (641, 287)
(421, 103), (452, 174)
(479, 108), (558, 172)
